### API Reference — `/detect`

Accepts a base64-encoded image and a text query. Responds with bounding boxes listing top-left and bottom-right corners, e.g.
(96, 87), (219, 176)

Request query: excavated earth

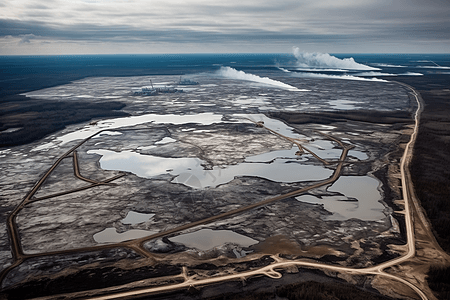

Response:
(0, 74), (417, 299)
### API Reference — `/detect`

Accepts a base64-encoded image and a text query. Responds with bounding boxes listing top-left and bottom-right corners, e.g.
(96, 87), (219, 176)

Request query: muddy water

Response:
(88, 149), (204, 180)
(169, 229), (258, 251)
(296, 175), (385, 220)
(31, 112), (229, 151)
(121, 211), (155, 225)
(88, 148), (334, 189)
(93, 228), (157, 243)
(83, 112), (354, 188)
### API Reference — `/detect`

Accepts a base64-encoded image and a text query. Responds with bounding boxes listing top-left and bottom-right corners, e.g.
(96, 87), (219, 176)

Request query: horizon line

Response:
(1, 52), (450, 58)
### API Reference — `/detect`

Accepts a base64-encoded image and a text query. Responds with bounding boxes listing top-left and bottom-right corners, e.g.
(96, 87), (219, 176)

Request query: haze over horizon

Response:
(1, 0), (450, 55)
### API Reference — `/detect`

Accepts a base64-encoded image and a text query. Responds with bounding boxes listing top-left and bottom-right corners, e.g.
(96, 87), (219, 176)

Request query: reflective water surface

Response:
(296, 175), (385, 220)
(93, 228), (157, 243)
(169, 229), (258, 251)
(88, 148), (334, 188)
(121, 211), (155, 225)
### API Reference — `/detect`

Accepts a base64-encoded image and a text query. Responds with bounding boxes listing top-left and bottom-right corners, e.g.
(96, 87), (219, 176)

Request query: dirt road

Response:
(2, 83), (432, 300)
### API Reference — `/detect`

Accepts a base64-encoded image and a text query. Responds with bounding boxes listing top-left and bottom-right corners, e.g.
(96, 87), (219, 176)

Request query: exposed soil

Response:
(0, 75), (422, 299)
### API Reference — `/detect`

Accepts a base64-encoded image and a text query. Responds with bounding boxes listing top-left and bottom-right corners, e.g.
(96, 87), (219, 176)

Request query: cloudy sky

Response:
(1, 0), (449, 55)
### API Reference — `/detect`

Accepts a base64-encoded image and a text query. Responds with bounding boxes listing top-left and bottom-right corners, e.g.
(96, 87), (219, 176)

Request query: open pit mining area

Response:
(0, 73), (418, 299)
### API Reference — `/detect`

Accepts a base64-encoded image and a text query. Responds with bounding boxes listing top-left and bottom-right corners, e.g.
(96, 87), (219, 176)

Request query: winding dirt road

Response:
(1, 82), (431, 300)
(86, 82), (428, 300)
(0, 119), (352, 286)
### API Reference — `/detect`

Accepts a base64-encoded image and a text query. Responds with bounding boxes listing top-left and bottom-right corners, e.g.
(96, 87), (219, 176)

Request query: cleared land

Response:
(0, 74), (448, 300)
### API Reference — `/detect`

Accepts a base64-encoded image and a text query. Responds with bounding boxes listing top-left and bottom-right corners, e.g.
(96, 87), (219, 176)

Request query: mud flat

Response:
(0, 75), (417, 299)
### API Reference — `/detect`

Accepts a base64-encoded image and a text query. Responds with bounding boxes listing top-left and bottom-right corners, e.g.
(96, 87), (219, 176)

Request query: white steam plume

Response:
(278, 67), (291, 73)
(292, 47), (380, 71)
(217, 66), (309, 91)
(354, 71), (398, 77)
(399, 72), (423, 76)
(290, 72), (388, 82)
(356, 71), (423, 76)
(371, 63), (406, 68)
(416, 65), (450, 69)
(295, 68), (349, 72)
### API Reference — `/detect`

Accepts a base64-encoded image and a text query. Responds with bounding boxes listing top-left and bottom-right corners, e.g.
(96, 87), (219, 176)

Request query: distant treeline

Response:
(394, 76), (450, 300)
(0, 57), (191, 148)
(409, 89), (450, 251)
(204, 280), (394, 300)
(427, 265), (450, 300)
(1, 263), (181, 299)
(0, 94), (129, 147)
(394, 76), (450, 254)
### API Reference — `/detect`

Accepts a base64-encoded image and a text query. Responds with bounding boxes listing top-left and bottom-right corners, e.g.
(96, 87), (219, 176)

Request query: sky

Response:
(1, 0), (449, 55)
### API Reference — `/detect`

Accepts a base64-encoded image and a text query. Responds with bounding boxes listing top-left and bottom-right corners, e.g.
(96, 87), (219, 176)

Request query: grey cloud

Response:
(27, 4), (51, 9)
(196, 1), (302, 15)
(1, 16), (448, 47)
(18, 34), (36, 44)
(0, 18), (356, 45)
(303, 0), (450, 29)
(24, 12), (58, 18)
(1, 0), (449, 53)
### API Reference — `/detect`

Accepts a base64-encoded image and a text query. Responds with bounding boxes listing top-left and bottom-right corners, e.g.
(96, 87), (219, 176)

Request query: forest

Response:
(396, 76), (450, 253)
(0, 94), (129, 147)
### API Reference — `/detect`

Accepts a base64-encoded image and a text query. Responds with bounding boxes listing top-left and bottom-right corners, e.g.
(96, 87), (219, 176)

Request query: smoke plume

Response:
(217, 66), (309, 91)
(290, 72), (388, 82)
(292, 47), (379, 71)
